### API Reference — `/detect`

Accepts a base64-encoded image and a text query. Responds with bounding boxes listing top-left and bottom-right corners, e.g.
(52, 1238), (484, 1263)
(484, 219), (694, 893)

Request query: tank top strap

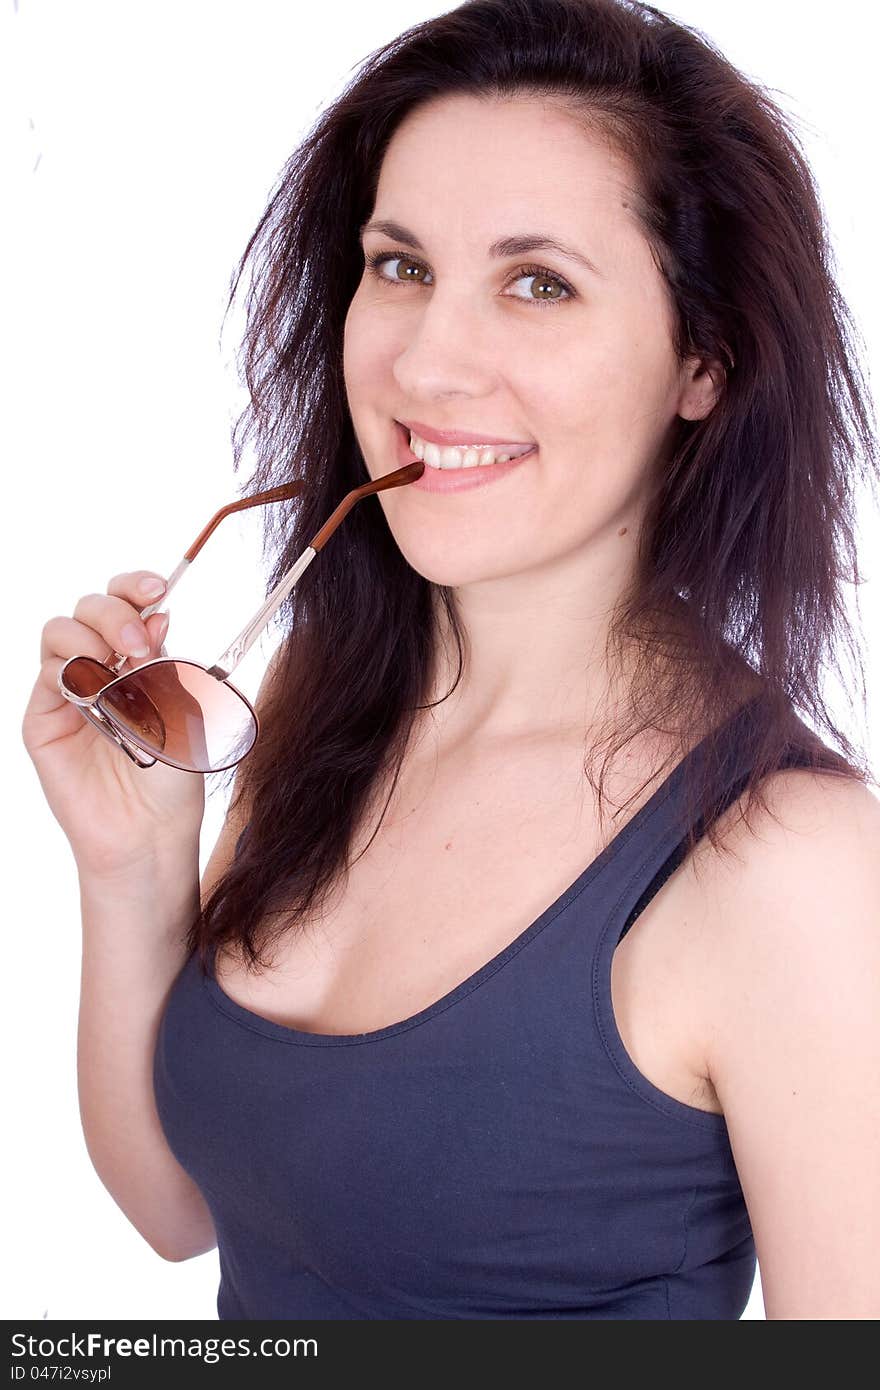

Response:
(594, 692), (814, 948)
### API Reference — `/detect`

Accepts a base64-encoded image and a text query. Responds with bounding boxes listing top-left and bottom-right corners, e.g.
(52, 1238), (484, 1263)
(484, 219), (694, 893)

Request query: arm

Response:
(78, 852), (216, 1263)
(77, 643), (284, 1263)
(700, 771), (880, 1319)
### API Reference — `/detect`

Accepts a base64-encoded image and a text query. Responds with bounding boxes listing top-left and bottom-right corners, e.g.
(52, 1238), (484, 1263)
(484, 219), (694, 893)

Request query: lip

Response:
(398, 418), (535, 448)
(393, 419), (536, 493)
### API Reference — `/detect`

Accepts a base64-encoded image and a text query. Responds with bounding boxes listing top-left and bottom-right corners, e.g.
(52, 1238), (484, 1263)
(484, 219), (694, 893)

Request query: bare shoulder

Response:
(688, 767), (880, 1317)
(694, 764), (880, 897)
(688, 764), (880, 996)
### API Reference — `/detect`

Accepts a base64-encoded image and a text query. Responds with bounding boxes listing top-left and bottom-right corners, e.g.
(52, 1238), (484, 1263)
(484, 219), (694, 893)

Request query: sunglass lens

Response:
(60, 656), (149, 749)
(97, 661), (257, 773)
(61, 655), (117, 697)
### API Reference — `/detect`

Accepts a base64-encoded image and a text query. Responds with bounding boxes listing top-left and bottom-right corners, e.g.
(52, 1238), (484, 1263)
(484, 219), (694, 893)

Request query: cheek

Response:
(559, 332), (680, 467)
(343, 297), (398, 402)
(342, 300), (366, 389)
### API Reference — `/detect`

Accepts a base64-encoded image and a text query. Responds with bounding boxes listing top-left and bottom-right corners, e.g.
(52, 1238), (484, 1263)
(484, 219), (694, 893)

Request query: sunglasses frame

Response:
(57, 460), (425, 773)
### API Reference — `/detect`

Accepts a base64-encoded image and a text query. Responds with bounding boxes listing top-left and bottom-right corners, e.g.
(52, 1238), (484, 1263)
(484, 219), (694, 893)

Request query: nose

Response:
(391, 290), (499, 402)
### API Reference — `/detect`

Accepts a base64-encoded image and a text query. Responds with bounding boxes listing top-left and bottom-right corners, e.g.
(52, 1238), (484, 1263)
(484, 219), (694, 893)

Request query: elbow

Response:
(153, 1242), (190, 1263)
(153, 1237), (217, 1263)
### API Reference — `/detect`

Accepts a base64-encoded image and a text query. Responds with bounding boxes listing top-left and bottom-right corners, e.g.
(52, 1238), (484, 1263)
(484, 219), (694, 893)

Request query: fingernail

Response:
(121, 622), (150, 658)
(156, 614), (170, 644)
(138, 577), (165, 598)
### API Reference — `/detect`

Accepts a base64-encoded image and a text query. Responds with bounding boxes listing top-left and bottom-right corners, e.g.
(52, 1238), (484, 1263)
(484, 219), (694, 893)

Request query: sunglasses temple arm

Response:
(205, 545), (316, 679)
(99, 463), (423, 678)
(103, 483), (308, 676)
(207, 459), (425, 680)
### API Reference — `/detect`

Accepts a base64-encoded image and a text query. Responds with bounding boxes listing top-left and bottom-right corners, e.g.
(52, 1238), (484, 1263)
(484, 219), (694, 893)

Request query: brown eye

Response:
(367, 253), (432, 284)
(534, 277), (562, 301)
(394, 258), (428, 283)
(507, 267), (572, 305)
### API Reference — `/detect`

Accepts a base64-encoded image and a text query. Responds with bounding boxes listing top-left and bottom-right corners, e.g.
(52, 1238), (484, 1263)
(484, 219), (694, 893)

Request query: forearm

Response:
(77, 850), (216, 1262)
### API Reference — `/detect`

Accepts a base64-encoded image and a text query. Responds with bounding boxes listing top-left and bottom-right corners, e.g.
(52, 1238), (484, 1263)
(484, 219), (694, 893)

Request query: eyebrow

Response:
(358, 218), (604, 278)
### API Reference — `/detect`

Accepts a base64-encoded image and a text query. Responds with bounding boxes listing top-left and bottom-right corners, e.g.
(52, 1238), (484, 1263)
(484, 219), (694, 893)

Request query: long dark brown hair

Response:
(188, 0), (878, 975)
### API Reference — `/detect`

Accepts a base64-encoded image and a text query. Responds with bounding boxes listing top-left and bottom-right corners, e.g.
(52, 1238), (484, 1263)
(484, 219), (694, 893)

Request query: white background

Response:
(3, 0), (877, 1321)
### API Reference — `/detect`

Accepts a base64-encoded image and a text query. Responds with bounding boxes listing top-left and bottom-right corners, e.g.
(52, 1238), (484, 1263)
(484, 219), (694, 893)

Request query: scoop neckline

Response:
(201, 694), (766, 1047)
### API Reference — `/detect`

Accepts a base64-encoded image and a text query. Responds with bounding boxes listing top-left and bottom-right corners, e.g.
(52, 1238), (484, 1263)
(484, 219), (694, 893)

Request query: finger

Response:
(106, 571), (169, 621)
(41, 596), (166, 668)
(73, 593), (152, 662)
(106, 571), (167, 604)
(27, 651), (89, 719)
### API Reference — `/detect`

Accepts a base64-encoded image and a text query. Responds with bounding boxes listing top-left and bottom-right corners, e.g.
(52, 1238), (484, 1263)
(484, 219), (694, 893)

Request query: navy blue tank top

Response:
(154, 694), (812, 1319)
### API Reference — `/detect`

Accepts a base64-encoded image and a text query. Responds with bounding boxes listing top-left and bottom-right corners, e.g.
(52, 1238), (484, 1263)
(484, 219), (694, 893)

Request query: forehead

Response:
(372, 93), (643, 257)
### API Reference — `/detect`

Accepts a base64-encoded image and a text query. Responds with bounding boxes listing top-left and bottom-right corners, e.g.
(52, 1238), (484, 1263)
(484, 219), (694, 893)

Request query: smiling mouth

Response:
(397, 421), (537, 470)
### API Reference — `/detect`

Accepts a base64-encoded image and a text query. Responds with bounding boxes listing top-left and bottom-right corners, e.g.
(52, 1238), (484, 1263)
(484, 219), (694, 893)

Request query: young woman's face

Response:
(344, 92), (710, 586)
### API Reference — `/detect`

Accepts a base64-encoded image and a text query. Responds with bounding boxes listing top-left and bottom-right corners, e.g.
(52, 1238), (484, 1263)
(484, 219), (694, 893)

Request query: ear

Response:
(677, 353), (729, 422)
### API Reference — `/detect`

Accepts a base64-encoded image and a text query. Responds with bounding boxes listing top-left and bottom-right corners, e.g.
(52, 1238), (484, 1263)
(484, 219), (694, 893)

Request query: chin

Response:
(388, 532), (519, 589)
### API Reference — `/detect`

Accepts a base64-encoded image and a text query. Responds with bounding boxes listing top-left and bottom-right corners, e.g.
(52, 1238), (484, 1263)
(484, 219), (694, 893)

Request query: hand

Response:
(22, 572), (205, 879)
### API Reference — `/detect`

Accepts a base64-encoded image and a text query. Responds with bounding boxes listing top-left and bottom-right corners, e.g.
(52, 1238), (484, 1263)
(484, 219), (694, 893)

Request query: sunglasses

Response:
(57, 460), (425, 774)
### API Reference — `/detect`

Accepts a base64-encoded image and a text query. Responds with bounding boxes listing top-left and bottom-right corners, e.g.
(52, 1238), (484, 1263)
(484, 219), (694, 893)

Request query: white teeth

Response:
(407, 428), (531, 469)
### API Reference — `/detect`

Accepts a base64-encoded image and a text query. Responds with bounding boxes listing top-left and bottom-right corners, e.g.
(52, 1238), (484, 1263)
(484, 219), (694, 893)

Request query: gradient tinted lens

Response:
(61, 656), (117, 698)
(61, 657), (153, 752)
(94, 660), (257, 772)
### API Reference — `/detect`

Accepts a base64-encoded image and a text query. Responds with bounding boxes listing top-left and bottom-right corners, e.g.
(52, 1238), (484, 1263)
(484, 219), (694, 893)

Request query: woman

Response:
(23, 0), (880, 1319)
